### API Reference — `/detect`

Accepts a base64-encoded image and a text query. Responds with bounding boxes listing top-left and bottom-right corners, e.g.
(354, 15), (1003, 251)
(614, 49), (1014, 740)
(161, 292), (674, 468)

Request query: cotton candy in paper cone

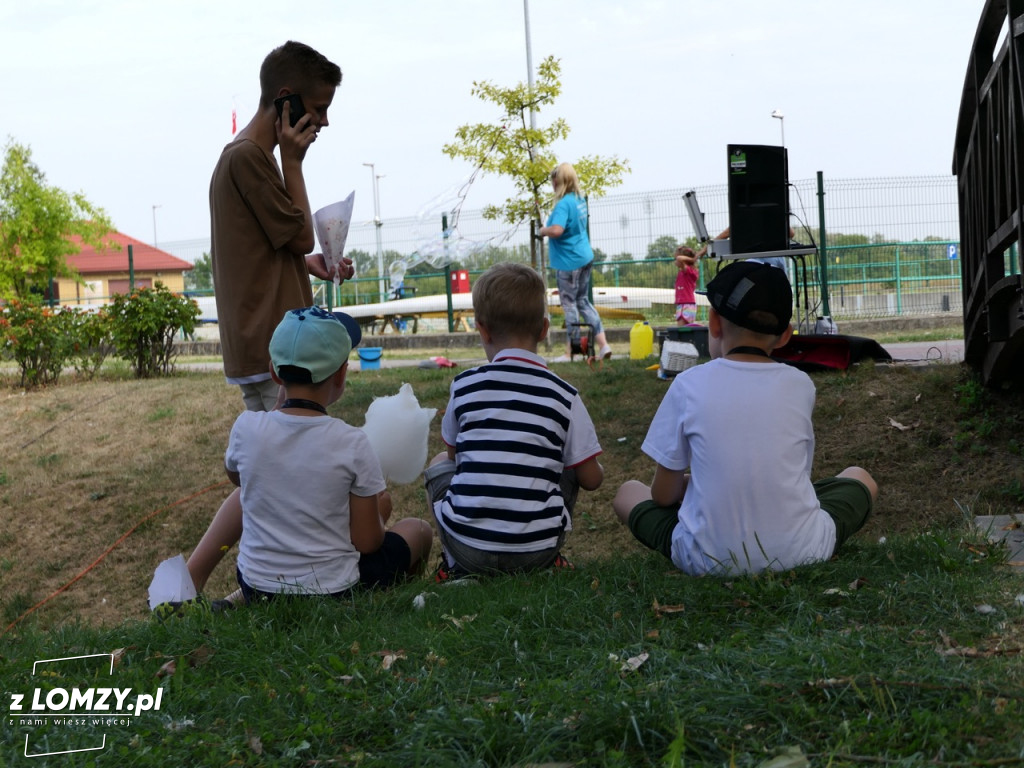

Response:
(313, 192), (355, 284)
(147, 553), (197, 610)
(361, 383), (437, 484)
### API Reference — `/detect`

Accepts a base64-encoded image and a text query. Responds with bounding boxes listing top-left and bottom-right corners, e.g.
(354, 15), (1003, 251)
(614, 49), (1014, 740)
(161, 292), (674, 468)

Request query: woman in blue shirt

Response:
(539, 162), (612, 362)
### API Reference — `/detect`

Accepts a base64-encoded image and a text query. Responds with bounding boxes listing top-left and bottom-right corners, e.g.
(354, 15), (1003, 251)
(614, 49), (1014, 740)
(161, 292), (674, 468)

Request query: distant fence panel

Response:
(164, 175), (962, 322)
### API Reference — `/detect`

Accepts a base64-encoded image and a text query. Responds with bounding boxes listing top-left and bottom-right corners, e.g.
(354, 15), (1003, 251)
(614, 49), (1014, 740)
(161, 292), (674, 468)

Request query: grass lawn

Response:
(1, 354), (1023, 766)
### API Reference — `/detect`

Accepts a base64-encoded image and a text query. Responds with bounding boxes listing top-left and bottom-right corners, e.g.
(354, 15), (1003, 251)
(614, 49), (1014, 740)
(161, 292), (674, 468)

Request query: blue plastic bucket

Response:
(358, 347), (383, 370)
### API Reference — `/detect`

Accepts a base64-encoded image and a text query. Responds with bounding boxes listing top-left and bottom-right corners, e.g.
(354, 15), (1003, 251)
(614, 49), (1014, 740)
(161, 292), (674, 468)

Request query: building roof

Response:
(65, 231), (193, 274)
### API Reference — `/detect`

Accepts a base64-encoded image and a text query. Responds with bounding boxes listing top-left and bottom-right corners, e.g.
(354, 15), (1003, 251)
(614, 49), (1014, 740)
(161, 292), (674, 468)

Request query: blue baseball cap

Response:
(269, 306), (362, 383)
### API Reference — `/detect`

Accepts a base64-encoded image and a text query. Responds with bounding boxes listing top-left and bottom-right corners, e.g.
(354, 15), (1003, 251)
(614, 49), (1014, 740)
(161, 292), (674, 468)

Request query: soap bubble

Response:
(388, 259), (407, 284)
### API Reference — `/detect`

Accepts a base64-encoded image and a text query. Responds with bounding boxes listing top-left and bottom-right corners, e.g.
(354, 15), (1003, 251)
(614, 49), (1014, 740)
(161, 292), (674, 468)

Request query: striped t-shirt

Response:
(435, 349), (602, 553)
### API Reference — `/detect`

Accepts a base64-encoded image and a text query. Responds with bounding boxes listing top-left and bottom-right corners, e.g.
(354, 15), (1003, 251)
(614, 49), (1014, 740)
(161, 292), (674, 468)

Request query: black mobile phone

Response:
(273, 93), (306, 128)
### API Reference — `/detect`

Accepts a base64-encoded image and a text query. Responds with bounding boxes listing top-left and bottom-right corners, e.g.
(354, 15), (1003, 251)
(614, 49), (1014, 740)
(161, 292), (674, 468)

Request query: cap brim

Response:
(332, 311), (362, 348)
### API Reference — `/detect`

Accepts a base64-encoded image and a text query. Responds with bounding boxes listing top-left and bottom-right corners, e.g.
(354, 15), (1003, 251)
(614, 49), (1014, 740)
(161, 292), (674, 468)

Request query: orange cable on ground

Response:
(1, 480), (231, 637)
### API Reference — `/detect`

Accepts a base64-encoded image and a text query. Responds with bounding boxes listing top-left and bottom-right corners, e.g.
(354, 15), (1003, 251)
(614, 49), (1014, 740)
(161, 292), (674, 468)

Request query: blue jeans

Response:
(556, 264), (603, 343)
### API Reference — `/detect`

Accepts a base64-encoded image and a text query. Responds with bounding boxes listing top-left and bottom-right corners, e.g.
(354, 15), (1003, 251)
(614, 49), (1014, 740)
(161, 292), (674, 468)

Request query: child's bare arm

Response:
(650, 464), (688, 507)
(349, 493), (386, 554)
(574, 457), (604, 491)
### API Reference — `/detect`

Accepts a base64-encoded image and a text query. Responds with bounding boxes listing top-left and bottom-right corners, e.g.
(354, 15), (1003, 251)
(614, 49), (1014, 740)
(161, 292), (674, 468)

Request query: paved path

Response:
(880, 339), (964, 365)
(179, 338), (967, 373)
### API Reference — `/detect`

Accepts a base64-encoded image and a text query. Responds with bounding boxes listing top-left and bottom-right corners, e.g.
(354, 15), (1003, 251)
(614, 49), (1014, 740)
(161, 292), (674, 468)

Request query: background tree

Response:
(645, 235), (679, 261)
(442, 56), (630, 252)
(184, 252), (213, 292)
(0, 139), (114, 302)
(345, 248), (374, 279)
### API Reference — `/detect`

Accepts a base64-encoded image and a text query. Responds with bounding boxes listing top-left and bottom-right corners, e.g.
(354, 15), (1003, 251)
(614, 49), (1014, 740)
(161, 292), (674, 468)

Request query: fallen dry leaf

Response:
(652, 598), (685, 617)
(620, 652), (649, 674)
(247, 733), (263, 755)
(757, 745), (810, 768)
(442, 613), (478, 630)
(888, 417), (918, 431)
(375, 650), (407, 670)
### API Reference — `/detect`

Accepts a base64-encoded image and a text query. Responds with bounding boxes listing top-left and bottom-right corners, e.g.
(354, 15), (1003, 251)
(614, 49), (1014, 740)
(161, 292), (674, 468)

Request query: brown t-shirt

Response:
(210, 139), (311, 381)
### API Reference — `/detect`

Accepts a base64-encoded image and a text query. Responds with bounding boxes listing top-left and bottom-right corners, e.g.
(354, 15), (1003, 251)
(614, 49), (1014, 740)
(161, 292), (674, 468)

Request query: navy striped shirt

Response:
(435, 349), (602, 552)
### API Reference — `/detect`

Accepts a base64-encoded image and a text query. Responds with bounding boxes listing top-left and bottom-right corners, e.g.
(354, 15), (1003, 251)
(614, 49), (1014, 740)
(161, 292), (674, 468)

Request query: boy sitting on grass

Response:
(424, 262), (604, 579)
(613, 260), (878, 575)
(167, 307), (431, 609)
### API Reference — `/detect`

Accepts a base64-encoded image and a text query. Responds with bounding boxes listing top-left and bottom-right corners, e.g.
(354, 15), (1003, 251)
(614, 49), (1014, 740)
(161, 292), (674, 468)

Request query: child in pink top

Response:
(674, 246), (700, 325)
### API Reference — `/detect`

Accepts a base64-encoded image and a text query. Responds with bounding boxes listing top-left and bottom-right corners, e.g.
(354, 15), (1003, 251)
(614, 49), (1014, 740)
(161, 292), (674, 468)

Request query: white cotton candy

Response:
(361, 383), (437, 484)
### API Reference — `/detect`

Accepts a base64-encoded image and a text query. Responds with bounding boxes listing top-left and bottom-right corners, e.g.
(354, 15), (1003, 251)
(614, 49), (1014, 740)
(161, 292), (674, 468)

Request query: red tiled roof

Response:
(65, 231), (193, 274)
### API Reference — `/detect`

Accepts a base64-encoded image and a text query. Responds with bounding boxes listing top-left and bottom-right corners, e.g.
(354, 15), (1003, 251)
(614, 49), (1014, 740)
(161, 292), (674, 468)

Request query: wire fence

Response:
(165, 174), (961, 324)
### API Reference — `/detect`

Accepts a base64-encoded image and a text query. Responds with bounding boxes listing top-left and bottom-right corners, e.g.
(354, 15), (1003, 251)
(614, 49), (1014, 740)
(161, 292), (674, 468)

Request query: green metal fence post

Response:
(128, 244), (135, 291)
(816, 171), (831, 317)
(443, 214), (455, 333)
(895, 246), (902, 314)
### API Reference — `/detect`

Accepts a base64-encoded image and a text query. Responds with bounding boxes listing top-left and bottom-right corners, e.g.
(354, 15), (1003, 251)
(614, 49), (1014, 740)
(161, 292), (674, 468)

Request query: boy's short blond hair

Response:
(472, 262), (547, 341)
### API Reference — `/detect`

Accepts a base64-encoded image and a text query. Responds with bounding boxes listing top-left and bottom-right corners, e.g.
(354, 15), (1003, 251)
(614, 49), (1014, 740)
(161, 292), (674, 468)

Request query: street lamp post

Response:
(362, 163), (385, 300)
(152, 204), (162, 247)
(771, 109), (785, 147)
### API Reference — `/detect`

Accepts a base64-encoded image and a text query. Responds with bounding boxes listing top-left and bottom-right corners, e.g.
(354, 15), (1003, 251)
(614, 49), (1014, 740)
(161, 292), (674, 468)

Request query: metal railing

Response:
(953, 0), (1024, 386)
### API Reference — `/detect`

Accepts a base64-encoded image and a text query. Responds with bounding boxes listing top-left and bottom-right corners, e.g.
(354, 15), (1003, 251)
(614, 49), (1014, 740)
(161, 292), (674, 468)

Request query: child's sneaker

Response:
(152, 595), (235, 620)
(551, 553), (574, 570)
(153, 595), (211, 621)
(434, 560), (470, 583)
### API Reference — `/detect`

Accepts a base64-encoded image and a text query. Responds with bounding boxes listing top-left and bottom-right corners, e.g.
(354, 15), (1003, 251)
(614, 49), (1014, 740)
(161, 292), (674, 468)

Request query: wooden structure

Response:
(953, 0), (1024, 386)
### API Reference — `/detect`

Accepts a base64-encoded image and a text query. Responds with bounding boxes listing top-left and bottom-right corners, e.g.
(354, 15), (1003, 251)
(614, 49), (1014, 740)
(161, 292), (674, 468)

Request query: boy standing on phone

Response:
(210, 40), (353, 413)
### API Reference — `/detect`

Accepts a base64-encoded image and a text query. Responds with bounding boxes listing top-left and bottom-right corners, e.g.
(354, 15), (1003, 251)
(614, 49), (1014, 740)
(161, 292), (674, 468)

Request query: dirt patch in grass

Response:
(1, 358), (1021, 631)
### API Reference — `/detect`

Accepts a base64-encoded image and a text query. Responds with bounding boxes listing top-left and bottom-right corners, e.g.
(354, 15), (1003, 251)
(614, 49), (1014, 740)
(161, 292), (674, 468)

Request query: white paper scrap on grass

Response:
(147, 553), (197, 610)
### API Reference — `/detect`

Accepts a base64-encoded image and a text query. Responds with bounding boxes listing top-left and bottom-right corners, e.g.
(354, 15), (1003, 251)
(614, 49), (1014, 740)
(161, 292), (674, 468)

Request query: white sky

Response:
(1, 1), (984, 252)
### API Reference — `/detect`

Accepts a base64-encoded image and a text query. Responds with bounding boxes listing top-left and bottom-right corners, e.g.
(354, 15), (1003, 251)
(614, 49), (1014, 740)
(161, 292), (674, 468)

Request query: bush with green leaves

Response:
(0, 298), (77, 387)
(67, 307), (113, 378)
(1, 300), (116, 387)
(105, 283), (199, 378)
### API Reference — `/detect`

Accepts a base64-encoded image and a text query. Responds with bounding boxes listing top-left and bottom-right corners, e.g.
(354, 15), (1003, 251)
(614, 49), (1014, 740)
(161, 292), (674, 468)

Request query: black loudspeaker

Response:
(727, 144), (789, 254)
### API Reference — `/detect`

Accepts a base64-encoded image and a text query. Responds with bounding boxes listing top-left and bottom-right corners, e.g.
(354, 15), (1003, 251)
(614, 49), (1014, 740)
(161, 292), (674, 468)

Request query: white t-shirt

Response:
(226, 410), (387, 594)
(641, 358), (836, 575)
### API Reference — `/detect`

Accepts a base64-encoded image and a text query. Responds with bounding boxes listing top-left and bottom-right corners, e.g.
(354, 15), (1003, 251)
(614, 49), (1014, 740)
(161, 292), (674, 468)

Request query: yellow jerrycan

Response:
(629, 321), (654, 359)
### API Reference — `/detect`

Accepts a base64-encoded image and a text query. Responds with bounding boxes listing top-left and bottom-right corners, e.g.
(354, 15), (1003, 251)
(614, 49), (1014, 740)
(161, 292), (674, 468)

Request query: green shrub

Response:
(0, 298), (75, 387)
(66, 307), (113, 378)
(106, 283), (199, 378)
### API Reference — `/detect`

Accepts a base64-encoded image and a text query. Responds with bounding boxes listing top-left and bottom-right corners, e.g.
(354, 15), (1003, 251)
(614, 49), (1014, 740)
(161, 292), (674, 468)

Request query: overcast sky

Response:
(1, 1), (985, 253)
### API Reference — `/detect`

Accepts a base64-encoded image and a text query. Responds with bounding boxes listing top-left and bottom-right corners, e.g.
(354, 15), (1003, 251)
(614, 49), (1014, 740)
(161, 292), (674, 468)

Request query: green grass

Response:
(2, 336), (1022, 766)
(3, 537), (1023, 766)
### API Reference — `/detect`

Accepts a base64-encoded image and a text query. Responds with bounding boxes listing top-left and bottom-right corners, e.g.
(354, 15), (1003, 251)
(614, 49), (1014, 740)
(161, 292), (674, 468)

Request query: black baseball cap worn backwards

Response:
(701, 260), (793, 335)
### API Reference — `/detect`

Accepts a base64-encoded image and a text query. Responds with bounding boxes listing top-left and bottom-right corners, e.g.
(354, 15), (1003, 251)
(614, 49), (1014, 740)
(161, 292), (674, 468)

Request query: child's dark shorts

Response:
(627, 477), (873, 559)
(236, 532), (411, 602)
